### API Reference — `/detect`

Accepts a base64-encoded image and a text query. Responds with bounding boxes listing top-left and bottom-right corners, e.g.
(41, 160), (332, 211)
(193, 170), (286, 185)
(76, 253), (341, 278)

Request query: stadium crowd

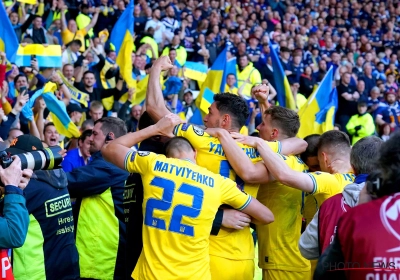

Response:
(0, 0), (400, 280)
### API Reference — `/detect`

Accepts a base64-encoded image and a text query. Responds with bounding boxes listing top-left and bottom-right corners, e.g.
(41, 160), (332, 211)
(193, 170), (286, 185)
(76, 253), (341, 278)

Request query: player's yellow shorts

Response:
(210, 255), (254, 280)
(262, 269), (311, 280)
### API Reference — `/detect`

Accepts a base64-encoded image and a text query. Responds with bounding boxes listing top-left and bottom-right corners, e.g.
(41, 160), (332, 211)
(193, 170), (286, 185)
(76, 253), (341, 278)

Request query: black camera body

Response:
(0, 146), (63, 171)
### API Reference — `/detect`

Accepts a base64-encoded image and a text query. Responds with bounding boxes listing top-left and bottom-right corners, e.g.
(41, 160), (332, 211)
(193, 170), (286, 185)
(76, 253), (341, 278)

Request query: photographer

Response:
(6, 135), (79, 280)
(0, 156), (31, 279)
(315, 132), (400, 280)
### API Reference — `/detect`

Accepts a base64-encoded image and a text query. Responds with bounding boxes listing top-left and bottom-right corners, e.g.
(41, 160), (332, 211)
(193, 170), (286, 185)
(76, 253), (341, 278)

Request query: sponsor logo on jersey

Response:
(138, 151), (150, 157)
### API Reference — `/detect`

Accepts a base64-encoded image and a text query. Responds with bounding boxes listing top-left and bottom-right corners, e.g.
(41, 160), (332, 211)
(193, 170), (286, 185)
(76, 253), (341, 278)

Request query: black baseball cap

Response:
(67, 103), (86, 114)
(6, 135), (44, 155)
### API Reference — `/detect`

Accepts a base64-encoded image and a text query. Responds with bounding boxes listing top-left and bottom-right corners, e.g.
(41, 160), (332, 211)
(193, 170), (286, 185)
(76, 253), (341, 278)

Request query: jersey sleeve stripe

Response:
(237, 196), (252, 211)
(277, 141), (282, 154)
(124, 151), (134, 171)
(307, 173), (317, 194)
(173, 124), (180, 136)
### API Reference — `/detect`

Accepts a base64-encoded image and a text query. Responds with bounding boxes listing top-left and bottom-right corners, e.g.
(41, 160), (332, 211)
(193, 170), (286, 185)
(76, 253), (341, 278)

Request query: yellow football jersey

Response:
(307, 172), (355, 209)
(125, 151), (251, 280)
(257, 155), (311, 272)
(173, 123), (281, 260)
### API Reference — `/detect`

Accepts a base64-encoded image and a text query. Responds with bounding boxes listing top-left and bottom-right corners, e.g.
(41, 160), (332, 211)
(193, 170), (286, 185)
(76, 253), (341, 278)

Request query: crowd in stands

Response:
(1, 0), (400, 279)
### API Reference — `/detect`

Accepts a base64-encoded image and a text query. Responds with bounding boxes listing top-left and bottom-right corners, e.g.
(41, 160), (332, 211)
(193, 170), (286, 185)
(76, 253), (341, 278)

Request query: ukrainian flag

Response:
(0, 3), (19, 62)
(183, 62), (208, 82)
(196, 47), (237, 115)
(110, 0), (135, 89)
(15, 45), (62, 68)
(269, 44), (296, 110)
(297, 66), (338, 138)
(41, 82), (80, 138)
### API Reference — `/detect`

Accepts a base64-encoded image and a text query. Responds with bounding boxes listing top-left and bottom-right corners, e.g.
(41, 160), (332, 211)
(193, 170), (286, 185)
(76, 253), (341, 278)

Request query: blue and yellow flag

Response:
(183, 61), (208, 82)
(119, 75), (164, 105)
(269, 44), (296, 110)
(0, 3), (19, 62)
(110, 0), (135, 89)
(41, 83), (80, 138)
(57, 70), (89, 107)
(196, 47), (237, 116)
(297, 66), (337, 138)
(15, 45), (62, 68)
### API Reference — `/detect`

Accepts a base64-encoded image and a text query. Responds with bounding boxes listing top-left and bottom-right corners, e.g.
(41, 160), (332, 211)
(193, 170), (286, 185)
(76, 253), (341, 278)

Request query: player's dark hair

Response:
(300, 134), (321, 163)
(213, 93), (249, 129)
(264, 106), (300, 137)
(350, 136), (383, 175)
(78, 129), (92, 143)
(138, 111), (155, 130)
(376, 132), (400, 196)
(164, 136), (195, 157)
(317, 130), (351, 155)
(94, 117), (127, 139)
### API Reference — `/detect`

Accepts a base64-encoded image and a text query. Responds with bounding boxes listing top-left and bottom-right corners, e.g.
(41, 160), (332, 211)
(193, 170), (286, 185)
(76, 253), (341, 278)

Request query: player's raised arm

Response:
(102, 114), (184, 170)
(146, 56), (174, 122)
(236, 134), (314, 193)
(206, 128), (271, 184)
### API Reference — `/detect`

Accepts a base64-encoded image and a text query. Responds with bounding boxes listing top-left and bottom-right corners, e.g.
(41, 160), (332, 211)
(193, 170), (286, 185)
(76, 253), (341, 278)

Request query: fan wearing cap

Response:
(7, 135), (80, 280)
(67, 103), (86, 127)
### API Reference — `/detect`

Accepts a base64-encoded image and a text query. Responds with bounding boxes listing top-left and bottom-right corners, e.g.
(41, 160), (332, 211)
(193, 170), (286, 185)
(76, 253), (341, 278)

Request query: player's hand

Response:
(204, 127), (225, 137)
(222, 209), (251, 230)
(252, 84), (269, 103)
(231, 133), (262, 147)
(152, 56), (173, 72)
(154, 113), (185, 137)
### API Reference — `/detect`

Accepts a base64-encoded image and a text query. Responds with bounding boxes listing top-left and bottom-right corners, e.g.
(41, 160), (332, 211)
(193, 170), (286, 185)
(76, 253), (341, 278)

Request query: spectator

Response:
(125, 104), (142, 133)
(88, 100), (104, 122)
(299, 66), (316, 98)
(62, 129), (92, 172)
(375, 91), (400, 136)
(25, 16), (48, 44)
(162, 5), (180, 43)
(43, 122), (60, 147)
(346, 101), (376, 144)
(236, 55), (262, 98)
(336, 72), (360, 132)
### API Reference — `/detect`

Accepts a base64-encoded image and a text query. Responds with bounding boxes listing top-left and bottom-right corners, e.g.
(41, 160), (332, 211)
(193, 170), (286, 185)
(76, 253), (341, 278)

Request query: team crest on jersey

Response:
(193, 126), (204, 136)
(138, 151), (150, 157)
(181, 123), (190, 131)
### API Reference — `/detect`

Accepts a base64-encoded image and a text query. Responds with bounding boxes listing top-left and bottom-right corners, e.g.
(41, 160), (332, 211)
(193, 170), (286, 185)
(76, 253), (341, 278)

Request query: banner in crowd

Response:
(298, 66), (338, 138)
(15, 45), (62, 68)
(269, 43), (296, 110)
(110, 0), (135, 89)
(17, 0), (37, 4)
(57, 71), (89, 107)
(196, 47), (237, 116)
(0, 2), (19, 62)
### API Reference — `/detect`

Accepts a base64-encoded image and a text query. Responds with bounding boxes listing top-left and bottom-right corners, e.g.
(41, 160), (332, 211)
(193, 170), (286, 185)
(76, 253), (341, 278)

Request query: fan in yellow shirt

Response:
(60, 5), (100, 52)
(101, 114), (274, 280)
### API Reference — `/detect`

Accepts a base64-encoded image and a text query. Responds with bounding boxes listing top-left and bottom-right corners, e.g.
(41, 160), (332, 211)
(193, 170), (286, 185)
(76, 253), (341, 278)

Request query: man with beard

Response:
(66, 117), (129, 279)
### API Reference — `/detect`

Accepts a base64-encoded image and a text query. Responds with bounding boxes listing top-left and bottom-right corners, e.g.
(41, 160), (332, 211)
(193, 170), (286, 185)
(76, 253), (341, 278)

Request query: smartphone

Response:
(19, 86), (27, 94)
(31, 54), (36, 60)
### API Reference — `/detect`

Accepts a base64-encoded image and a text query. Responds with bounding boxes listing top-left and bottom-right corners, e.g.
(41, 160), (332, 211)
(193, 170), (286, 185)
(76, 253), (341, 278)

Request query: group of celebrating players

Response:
(99, 56), (393, 280)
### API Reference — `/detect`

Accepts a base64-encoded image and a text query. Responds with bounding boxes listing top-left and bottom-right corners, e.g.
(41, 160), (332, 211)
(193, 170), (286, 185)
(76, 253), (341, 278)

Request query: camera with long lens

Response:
(0, 146), (63, 171)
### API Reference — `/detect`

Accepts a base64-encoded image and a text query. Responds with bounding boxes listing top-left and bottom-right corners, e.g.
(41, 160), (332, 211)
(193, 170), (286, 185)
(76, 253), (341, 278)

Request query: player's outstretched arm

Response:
(146, 56), (174, 122)
(236, 135), (314, 193)
(102, 114), (184, 170)
(241, 197), (274, 225)
(206, 128), (271, 184)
